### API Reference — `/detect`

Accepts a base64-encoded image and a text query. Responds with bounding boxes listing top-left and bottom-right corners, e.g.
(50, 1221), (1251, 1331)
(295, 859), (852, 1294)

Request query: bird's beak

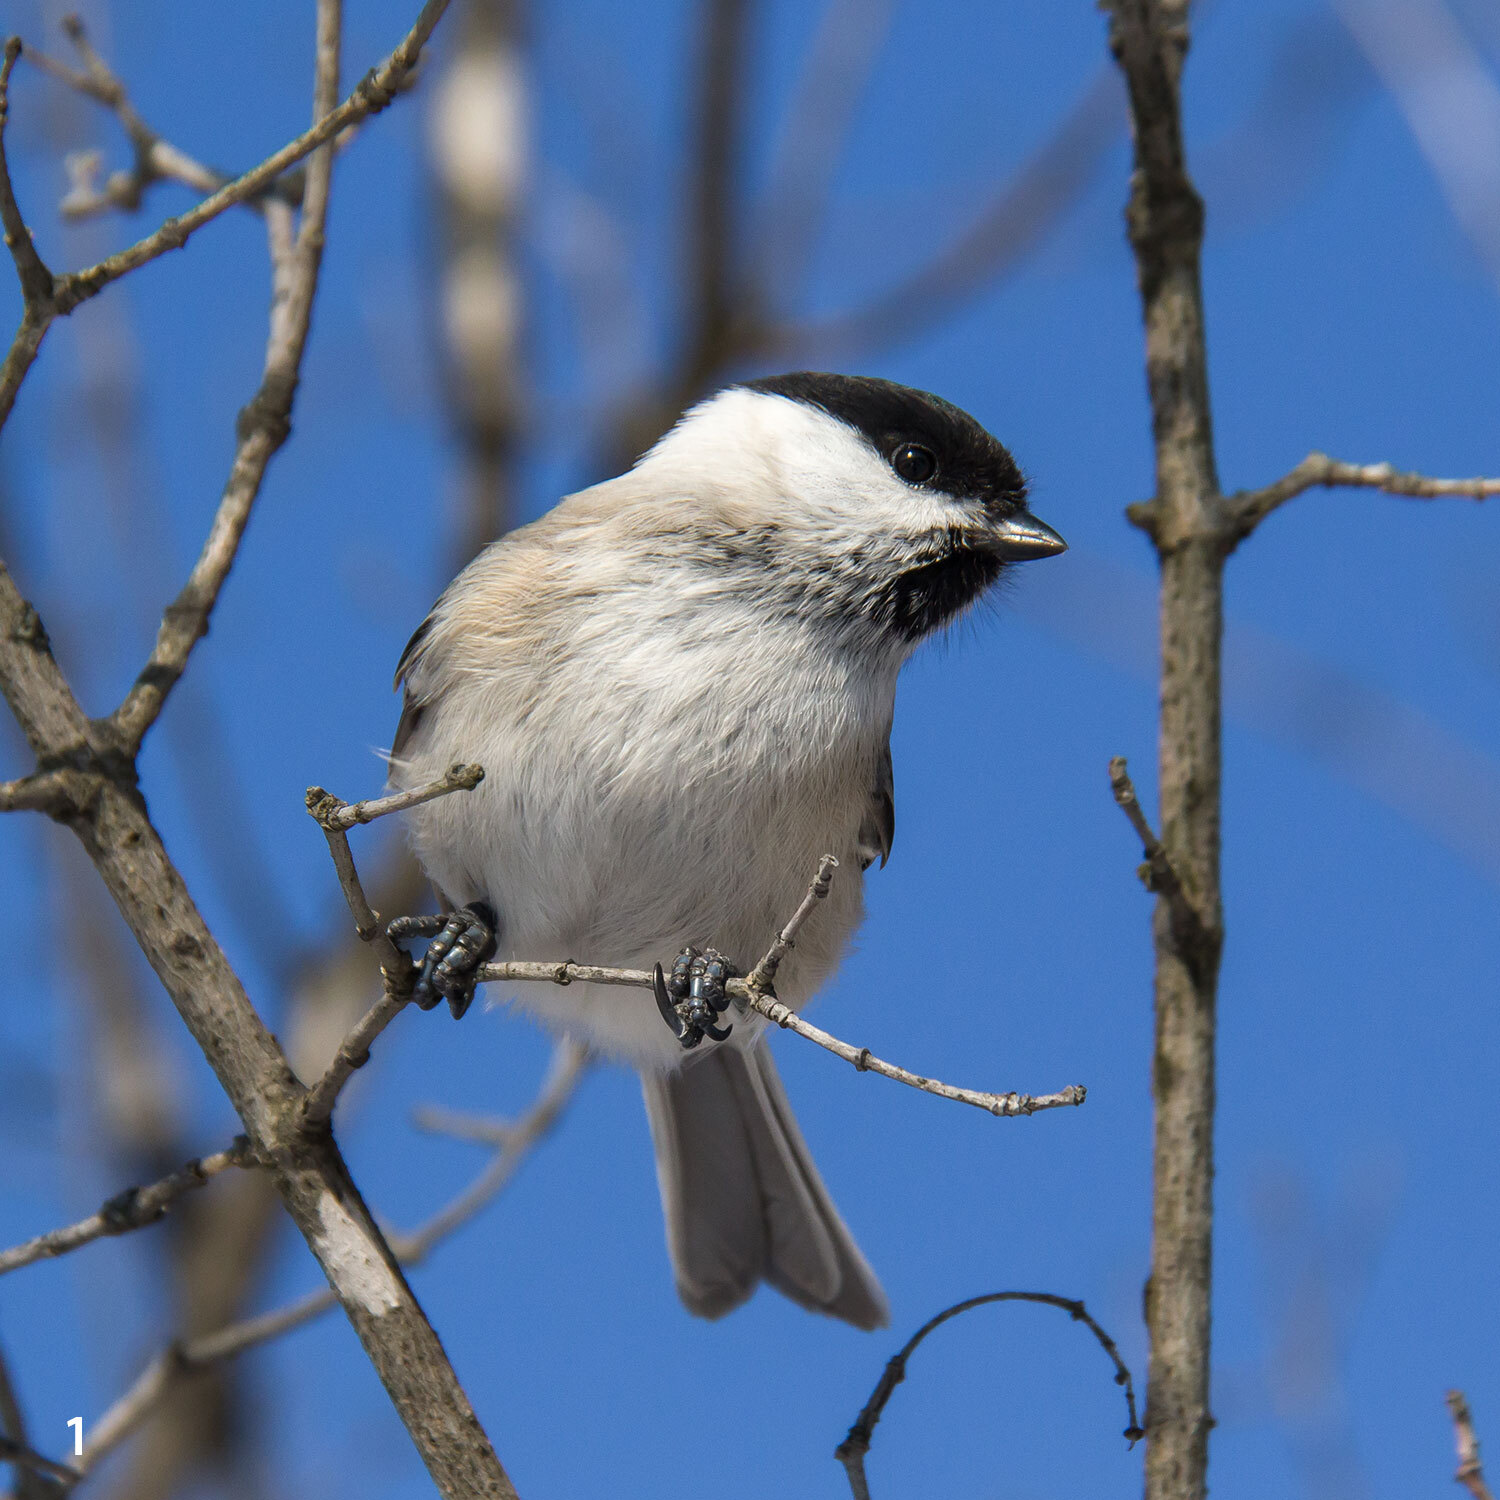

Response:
(991, 510), (1067, 561)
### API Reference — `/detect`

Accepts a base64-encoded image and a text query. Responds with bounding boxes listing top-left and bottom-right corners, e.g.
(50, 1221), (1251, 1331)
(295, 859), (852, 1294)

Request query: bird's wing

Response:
(391, 604), (448, 762)
(856, 735), (895, 871)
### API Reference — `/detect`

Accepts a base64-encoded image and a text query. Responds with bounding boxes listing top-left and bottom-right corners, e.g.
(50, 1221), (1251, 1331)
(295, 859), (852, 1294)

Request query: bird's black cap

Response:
(741, 371), (1028, 513)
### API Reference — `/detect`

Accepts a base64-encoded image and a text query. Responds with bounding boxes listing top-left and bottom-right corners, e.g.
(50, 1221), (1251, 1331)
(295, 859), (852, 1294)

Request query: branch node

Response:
(746, 852), (838, 992)
(1108, 756), (1214, 962)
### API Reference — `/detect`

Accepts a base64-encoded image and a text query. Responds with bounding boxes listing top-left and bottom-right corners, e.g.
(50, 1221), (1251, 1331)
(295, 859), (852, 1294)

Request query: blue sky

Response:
(1, 1), (1498, 1497)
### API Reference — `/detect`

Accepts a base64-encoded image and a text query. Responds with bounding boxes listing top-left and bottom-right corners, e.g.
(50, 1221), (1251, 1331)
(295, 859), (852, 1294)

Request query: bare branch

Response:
(0, 300), (52, 434)
(746, 852), (838, 991)
(298, 765), (490, 1120)
(75, 1043), (585, 1485)
(104, 0), (363, 753)
(0, 41), (53, 304)
(1448, 1391), (1497, 1500)
(48, 0), (451, 316)
(1226, 451), (1500, 544)
(310, 761), (485, 832)
(305, 797), (396, 952)
(1108, 756), (1212, 971)
(835, 1291), (1142, 1500)
(0, 38), (59, 431)
(0, 1), (448, 443)
(1102, 6), (1224, 1500)
(0, 765), (87, 814)
(0, 1139), (256, 1277)
(25, 19), (235, 219)
(0, 4), (521, 1492)
(746, 989), (1086, 1116)
(469, 860), (1087, 1119)
(299, 982), (410, 1129)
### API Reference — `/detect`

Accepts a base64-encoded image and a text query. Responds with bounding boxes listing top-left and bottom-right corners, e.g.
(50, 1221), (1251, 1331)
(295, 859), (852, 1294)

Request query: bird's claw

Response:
(387, 902), (498, 1019)
(653, 945), (734, 1049)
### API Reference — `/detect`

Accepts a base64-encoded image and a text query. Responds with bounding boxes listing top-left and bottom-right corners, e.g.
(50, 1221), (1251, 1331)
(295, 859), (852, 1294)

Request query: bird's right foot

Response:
(387, 902), (498, 1019)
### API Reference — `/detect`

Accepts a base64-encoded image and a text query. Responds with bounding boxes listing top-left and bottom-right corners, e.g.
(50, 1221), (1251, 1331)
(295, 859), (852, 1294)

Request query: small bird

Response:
(388, 372), (1065, 1328)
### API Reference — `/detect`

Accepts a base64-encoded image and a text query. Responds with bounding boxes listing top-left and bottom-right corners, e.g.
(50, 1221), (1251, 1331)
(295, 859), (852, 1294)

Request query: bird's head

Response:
(637, 371), (1065, 651)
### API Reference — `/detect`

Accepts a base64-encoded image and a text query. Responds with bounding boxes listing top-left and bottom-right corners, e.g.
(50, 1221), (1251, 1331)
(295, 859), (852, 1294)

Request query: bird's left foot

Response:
(653, 946), (735, 1049)
(387, 902), (498, 1019)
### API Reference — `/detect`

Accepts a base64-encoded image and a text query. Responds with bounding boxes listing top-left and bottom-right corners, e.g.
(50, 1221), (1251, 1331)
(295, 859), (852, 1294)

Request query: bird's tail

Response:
(641, 1041), (889, 1330)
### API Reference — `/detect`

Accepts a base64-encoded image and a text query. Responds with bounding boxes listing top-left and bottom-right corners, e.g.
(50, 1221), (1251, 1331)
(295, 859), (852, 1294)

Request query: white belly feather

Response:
(395, 585), (896, 1070)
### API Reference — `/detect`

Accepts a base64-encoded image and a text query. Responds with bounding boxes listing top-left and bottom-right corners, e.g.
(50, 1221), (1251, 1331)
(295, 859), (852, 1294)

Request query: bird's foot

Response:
(386, 902), (498, 1019)
(653, 946), (735, 1050)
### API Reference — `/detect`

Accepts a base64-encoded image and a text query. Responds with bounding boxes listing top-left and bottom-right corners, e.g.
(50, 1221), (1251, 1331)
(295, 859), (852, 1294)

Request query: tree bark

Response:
(1102, 4), (1226, 1497)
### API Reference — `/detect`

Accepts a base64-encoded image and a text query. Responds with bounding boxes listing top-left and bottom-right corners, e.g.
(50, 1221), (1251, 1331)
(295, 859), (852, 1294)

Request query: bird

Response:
(386, 371), (1065, 1329)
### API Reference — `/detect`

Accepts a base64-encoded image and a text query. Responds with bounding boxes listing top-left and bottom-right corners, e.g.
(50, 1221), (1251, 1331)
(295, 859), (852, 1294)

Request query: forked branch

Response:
(1227, 452), (1500, 545)
(302, 765), (487, 1125)
(63, 1042), (585, 1489)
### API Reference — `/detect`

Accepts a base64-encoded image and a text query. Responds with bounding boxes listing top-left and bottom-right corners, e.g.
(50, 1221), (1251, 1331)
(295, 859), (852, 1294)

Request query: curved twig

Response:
(835, 1290), (1142, 1499)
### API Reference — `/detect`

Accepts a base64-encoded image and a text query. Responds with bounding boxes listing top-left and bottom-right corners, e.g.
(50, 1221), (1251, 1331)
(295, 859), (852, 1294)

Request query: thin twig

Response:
(0, 38), (59, 431)
(47, 0), (450, 316)
(1108, 756), (1208, 960)
(0, 41), (52, 303)
(744, 990), (1085, 1116)
(299, 982), (410, 1129)
(0, 1138), (256, 1276)
(300, 764), (489, 1123)
(835, 1291), (1142, 1500)
(305, 783), (394, 949)
(25, 18), (238, 219)
(1226, 452), (1500, 544)
(24, 16), (378, 224)
(0, 1), (448, 441)
(310, 762), (485, 833)
(74, 1044), (584, 1485)
(104, 0), (362, 753)
(1448, 1391), (1497, 1500)
(471, 858), (1087, 1119)
(746, 853), (838, 990)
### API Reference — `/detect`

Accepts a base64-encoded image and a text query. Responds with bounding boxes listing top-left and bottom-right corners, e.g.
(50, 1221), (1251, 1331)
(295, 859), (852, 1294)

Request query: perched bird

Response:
(388, 372), (1065, 1328)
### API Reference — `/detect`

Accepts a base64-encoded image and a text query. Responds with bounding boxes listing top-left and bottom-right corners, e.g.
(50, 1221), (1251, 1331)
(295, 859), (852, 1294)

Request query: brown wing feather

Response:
(857, 738), (895, 871)
(390, 611), (436, 760)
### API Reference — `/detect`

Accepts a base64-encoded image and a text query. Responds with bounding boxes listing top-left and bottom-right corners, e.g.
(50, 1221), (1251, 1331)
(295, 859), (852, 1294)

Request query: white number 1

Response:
(67, 1417), (82, 1456)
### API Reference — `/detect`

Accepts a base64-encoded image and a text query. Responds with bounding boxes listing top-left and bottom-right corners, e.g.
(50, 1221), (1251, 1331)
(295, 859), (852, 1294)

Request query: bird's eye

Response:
(891, 443), (937, 484)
